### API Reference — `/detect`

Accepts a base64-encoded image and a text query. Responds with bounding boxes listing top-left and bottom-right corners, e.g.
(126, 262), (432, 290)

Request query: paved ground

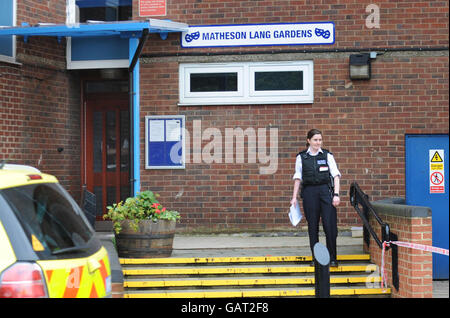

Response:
(432, 280), (449, 298)
(172, 233), (364, 257)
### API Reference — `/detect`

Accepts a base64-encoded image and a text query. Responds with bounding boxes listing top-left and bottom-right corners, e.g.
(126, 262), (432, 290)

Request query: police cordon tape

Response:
(381, 241), (449, 288)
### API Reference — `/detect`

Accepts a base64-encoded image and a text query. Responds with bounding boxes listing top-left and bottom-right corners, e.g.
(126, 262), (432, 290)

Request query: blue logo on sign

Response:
(185, 31), (200, 43)
(315, 28), (331, 39)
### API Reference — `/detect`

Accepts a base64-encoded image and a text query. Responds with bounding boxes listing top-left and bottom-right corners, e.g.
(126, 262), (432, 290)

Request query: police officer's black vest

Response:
(297, 149), (331, 186)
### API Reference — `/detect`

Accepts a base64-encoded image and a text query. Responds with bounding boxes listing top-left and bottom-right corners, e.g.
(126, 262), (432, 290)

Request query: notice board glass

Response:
(145, 115), (185, 169)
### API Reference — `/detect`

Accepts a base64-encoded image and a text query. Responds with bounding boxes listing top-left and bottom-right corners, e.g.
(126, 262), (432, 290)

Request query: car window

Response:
(0, 183), (94, 258)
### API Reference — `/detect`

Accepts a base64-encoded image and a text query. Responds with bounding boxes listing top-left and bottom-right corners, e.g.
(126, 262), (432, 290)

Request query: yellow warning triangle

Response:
(431, 151), (443, 162)
(31, 234), (45, 251)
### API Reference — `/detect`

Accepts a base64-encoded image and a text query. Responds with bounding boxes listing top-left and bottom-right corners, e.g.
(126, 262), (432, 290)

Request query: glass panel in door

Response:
(86, 94), (130, 219)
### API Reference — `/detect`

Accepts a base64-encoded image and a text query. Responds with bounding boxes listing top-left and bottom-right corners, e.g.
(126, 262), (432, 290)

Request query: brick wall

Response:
(139, 52), (448, 232)
(1, 1), (448, 232)
(136, 0), (449, 55)
(369, 203), (433, 298)
(134, 0), (448, 232)
(0, 0), (82, 201)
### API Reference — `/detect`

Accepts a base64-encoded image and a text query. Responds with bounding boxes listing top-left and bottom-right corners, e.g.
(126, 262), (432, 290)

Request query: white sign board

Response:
(429, 149), (445, 194)
(181, 22), (335, 48)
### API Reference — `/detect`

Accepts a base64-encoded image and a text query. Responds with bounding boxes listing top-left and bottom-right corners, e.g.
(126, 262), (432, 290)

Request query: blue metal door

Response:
(406, 134), (449, 279)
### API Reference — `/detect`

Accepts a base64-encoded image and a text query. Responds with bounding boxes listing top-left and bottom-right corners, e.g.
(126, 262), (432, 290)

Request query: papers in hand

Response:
(289, 203), (302, 226)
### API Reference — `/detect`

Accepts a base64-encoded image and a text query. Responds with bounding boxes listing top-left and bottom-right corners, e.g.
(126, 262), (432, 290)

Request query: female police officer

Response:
(290, 129), (341, 267)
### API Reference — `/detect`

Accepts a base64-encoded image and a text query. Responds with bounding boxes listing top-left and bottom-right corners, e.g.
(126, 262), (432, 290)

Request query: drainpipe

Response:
(129, 29), (149, 196)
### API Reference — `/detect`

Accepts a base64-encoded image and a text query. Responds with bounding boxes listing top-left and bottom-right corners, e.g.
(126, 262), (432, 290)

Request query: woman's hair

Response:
(306, 128), (322, 147)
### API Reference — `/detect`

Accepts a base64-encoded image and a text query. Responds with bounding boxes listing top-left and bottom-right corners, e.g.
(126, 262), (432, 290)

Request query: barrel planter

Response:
(115, 219), (176, 258)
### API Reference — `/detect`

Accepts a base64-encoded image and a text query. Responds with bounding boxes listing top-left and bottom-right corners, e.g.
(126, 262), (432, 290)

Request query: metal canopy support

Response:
(129, 28), (149, 73)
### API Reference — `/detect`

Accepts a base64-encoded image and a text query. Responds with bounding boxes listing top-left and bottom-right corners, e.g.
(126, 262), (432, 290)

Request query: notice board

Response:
(145, 115), (185, 169)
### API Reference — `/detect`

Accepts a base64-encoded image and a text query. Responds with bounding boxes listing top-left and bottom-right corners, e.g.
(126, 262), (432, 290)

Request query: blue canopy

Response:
(0, 19), (188, 39)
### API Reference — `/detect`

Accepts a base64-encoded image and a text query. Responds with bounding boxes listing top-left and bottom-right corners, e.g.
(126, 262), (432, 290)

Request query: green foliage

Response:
(103, 191), (180, 234)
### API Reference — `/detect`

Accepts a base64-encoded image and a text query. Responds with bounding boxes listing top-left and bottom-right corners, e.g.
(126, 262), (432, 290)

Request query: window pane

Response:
(76, 0), (132, 22)
(120, 110), (130, 172)
(86, 80), (128, 93)
(93, 186), (103, 217)
(106, 111), (116, 171)
(93, 112), (103, 172)
(1, 183), (93, 255)
(255, 71), (303, 91)
(120, 186), (130, 202)
(190, 73), (238, 92)
(0, 0), (14, 57)
(106, 186), (116, 207)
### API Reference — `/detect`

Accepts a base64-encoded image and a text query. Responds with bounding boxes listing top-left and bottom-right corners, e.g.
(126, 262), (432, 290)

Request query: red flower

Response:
(162, 207), (166, 212)
(155, 209), (161, 214)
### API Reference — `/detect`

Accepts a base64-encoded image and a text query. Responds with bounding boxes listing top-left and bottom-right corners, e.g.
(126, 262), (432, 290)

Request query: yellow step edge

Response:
(121, 255), (308, 265)
(120, 254), (370, 265)
(123, 264), (377, 276)
(124, 287), (391, 298)
(124, 276), (382, 288)
(330, 288), (391, 296)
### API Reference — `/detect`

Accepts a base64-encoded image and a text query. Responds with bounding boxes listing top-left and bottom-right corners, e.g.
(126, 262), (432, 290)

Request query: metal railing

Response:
(349, 182), (399, 290)
(81, 186), (96, 228)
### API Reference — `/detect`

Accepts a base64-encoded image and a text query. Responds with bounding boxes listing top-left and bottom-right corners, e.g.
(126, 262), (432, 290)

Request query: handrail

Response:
(349, 182), (399, 290)
(349, 182), (390, 249)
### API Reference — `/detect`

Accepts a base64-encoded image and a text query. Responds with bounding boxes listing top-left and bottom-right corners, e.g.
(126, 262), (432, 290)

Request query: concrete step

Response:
(124, 274), (382, 288)
(122, 263), (377, 276)
(120, 254), (371, 265)
(121, 254), (390, 298)
(124, 286), (391, 298)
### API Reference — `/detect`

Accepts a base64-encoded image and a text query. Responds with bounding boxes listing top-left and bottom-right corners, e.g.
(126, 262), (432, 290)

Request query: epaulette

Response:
(297, 149), (307, 157)
(297, 149), (332, 157)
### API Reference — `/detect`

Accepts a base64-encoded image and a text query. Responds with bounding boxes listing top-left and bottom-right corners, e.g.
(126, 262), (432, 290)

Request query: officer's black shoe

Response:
(330, 260), (338, 267)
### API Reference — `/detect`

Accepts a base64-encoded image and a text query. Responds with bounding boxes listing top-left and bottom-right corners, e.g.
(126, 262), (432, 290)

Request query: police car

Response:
(0, 164), (112, 298)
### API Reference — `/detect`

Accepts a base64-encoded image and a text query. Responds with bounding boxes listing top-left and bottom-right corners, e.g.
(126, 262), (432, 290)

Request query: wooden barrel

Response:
(115, 219), (176, 258)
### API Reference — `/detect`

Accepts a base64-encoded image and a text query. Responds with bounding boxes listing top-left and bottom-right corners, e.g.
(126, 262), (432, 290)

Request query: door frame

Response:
(80, 78), (132, 221)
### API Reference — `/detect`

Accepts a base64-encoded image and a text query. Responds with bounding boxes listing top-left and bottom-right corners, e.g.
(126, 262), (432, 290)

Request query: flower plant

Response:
(104, 190), (180, 234)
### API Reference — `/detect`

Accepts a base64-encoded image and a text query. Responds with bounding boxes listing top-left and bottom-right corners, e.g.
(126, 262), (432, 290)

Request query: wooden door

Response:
(85, 94), (130, 220)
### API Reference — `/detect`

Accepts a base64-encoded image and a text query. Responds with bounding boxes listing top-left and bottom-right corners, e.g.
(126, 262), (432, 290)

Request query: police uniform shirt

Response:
(292, 147), (341, 181)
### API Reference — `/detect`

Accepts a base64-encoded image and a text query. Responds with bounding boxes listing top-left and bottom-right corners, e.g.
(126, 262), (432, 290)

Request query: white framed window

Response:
(0, 0), (16, 63)
(182, 64), (244, 101)
(66, 0), (133, 24)
(179, 61), (313, 105)
(65, 0), (131, 70)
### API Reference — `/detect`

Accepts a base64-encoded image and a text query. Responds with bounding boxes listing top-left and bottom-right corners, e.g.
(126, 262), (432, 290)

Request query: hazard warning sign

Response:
(431, 150), (443, 162)
(429, 149), (445, 193)
(430, 171), (444, 185)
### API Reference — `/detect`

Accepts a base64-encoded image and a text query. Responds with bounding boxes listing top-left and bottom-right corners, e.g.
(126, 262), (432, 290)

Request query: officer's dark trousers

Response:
(302, 184), (338, 261)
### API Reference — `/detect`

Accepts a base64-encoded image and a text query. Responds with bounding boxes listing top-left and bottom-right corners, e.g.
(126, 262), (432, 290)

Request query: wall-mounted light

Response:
(349, 53), (371, 80)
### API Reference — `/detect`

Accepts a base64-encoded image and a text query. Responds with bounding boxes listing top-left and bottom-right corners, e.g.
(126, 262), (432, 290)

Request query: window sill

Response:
(178, 99), (314, 106)
(0, 55), (21, 66)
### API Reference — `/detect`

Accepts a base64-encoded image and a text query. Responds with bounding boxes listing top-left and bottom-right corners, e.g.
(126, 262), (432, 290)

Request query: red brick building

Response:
(1, 0), (448, 233)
